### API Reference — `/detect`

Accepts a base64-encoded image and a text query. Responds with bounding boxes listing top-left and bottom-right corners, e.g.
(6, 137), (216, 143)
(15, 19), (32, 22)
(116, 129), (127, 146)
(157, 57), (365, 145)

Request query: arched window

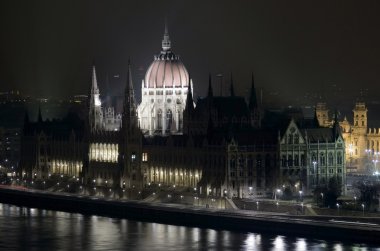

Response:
(256, 154), (262, 168)
(166, 109), (173, 130)
(281, 155), (286, 167)
(288, 134), (293, 144)
(320, 153), (325, 166)
(294, 134), (299, 144)
(230, 157), (236, 169)
(328, 152), (333, 165)
(337, 152), (343, 165)
(294, 154), (299, 166)
(288, 154), (293, 167)
(157, 109), (162, 129)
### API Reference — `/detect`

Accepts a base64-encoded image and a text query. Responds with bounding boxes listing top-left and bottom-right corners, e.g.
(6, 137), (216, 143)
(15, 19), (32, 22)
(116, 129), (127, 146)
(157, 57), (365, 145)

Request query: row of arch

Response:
(89, 143), (118, 163)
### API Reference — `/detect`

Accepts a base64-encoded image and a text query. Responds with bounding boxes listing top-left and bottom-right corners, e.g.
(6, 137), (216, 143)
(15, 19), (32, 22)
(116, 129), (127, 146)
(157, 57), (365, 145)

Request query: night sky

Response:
(0, 0), (379, 106)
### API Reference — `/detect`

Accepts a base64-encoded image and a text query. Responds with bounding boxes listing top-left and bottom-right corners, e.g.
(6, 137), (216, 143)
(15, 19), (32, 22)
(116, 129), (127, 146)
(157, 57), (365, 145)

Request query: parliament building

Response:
(20, 26), (347, 198)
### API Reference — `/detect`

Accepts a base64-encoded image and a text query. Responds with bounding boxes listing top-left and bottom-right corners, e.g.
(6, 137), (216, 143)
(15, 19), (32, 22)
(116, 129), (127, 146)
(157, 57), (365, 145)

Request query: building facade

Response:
(19, 27), (347, 199)
(137, 25), (190, 135)
(317, 101), (380, 174)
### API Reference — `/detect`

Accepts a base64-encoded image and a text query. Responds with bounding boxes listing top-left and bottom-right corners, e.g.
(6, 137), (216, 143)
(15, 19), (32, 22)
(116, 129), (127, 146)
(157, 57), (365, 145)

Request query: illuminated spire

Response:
(91, 65), (101, 107)
(162, 21), (171, 51)
(185, 75), (194, 113)
(123, 59), (138, 128)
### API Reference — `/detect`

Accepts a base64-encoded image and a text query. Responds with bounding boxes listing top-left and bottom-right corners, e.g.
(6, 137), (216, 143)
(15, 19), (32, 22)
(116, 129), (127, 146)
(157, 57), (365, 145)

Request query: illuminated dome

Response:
(144, 25), (189, 88)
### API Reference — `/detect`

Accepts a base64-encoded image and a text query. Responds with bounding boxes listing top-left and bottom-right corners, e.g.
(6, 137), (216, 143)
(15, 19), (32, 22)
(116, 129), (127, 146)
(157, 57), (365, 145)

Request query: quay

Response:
(0, 187), (379, 245)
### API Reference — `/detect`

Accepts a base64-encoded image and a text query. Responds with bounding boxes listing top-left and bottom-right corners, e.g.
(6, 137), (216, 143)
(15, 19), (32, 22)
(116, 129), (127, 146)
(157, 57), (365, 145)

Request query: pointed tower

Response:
(88, 65), (103, 131)
(230, 73), (235, 97)
(332, 110), (341, 140)
(37, 106), (43, 123)
(162, 21), (171, 51)
(248, 73), (258, 110)
(137, 22), (189, 135)
(121, 60), (143, 189)
(249, 73), (261, 128)
(122, 60), (138, 130)
(183, 76), (195, 135)
(315, 102), (329, 127)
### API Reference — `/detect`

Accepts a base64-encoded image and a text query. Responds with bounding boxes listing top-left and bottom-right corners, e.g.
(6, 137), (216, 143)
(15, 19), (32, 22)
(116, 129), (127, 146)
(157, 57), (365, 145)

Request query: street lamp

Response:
(275, 188), (281, 200)
(336, 203), (340, 215)
(256, 201), (259, 211)
(299, 190), (303, 201)
(372, 160), (379, 178)
(312, 161), (317, 186)
(361, 203), (365, 216)
(320, 192), (324, 206)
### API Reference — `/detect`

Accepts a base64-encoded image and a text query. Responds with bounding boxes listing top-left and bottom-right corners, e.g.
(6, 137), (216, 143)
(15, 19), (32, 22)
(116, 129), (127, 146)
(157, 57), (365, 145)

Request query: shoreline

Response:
(0, 187), (379, 245)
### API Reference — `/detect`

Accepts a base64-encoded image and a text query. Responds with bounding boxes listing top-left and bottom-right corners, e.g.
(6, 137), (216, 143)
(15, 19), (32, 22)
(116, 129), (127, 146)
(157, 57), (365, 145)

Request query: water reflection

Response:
(0, 204), (378, 250)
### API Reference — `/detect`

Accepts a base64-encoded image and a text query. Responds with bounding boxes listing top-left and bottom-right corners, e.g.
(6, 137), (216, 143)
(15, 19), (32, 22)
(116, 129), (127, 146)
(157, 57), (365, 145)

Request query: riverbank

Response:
(0, 187), (379, 245)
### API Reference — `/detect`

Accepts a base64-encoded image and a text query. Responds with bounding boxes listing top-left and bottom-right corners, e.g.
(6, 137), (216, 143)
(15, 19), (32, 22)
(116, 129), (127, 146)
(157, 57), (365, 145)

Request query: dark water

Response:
(0, 204), (378, 250)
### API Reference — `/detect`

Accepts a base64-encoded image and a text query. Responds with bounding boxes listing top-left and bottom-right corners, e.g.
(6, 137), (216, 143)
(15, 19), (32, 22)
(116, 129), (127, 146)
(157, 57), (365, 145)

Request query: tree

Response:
(325, 177), (342, 208)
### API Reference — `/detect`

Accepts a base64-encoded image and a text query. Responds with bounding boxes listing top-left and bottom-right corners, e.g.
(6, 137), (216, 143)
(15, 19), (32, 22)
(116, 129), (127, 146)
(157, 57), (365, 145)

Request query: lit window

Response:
(142, 152), (148, 162)
(131, 153), (136, 162)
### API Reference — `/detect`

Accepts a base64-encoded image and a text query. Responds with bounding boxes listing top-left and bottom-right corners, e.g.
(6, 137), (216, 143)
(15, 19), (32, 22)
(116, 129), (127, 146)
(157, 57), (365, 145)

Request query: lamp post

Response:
(372, 160), (379, 180)
(312, 161), (317, 187)
(299, 190), (303, 202)
(320, 192), (324, 206)
(361, 204), (365, 216)
(336, 203), (340, 215)
(274, 188), (281, 201)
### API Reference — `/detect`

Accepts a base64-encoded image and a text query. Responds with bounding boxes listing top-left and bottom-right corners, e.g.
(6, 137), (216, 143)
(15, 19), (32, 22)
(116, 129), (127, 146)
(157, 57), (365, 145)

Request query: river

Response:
(0, 203), (378, 250)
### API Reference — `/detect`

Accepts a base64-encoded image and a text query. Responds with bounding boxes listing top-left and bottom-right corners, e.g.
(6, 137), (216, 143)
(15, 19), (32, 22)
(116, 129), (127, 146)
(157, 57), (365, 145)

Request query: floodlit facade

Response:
(137, 24), (190, 135)
(317, 101), (380, 174)
(19, 26), (347, 199)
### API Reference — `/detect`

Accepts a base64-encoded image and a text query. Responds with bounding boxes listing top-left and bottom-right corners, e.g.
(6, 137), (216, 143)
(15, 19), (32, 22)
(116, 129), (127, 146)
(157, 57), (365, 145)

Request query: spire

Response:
(90, 65), (101, 107)
(123, 59), (137, 128)
(248, 73), (258, 110)
(333, 109), (341, 139)
(207, 74), (213, 98)
(38, 106), (43, 123)
(230, 73), (235, 97)
(162, 21), (171, 51)
(185, 76), (194, 113)
(91, 65), (99, 94)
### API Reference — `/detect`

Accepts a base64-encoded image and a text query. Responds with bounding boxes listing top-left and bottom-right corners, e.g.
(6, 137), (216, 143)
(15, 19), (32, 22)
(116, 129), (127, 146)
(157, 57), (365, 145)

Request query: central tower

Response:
(137, 24), (192, 135)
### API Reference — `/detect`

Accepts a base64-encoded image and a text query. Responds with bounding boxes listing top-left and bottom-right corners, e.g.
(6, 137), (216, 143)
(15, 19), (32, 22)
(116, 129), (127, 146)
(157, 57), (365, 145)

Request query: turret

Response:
(122, 60), (138, 130)
(249, 73), (261, 128)
(161, 21), (171, 51)
(88, 65), (103, 131)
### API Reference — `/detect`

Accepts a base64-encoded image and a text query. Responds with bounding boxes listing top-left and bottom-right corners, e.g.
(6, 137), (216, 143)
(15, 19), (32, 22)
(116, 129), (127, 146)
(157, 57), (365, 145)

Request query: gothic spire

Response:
(248, 73), (258, 110)
(333, 109), (341, 139)
(90, 65), (101, 108)
(91, 65), (99, 94)
(162, 21), (171, 51)
(230, 73), (235, 97)
(185, 76), (194, 113)
(123, 59), (137, 128)
(207, 74), (213, 98)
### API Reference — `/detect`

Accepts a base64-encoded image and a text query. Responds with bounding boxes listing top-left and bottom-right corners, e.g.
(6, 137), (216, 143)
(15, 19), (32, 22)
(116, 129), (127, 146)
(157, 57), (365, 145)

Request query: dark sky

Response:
(0, 0), (379, 106)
